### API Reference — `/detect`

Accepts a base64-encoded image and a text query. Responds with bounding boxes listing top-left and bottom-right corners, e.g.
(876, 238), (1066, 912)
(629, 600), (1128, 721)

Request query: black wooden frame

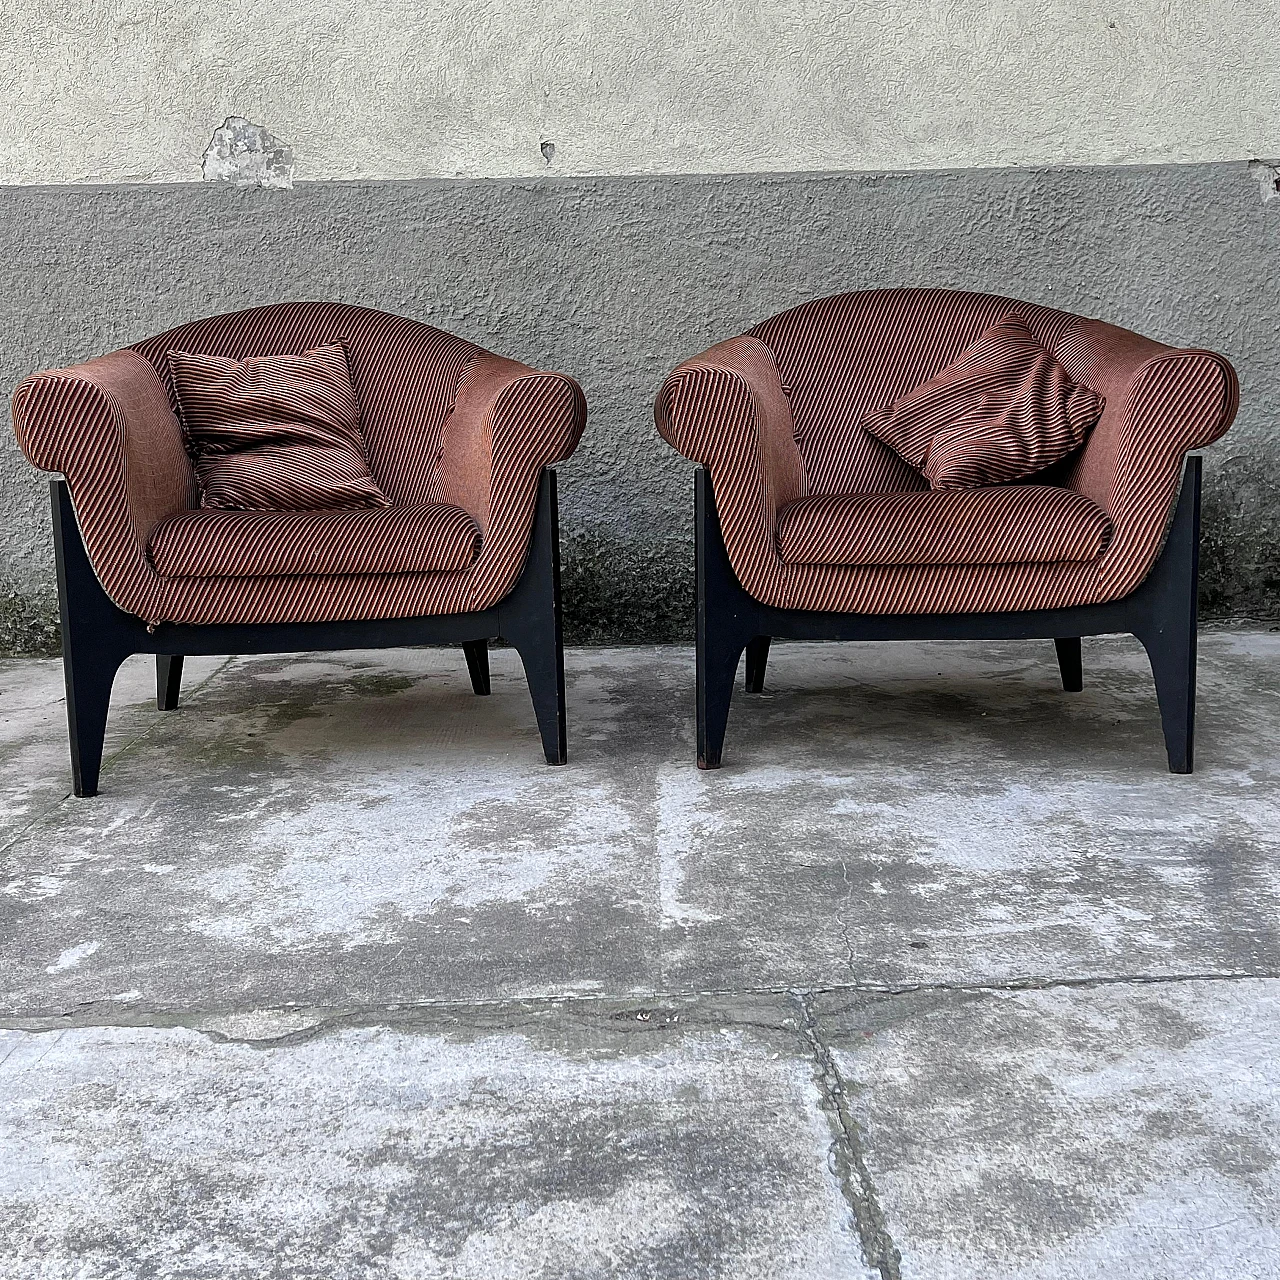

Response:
(51, 468), (567, 797)
(695, 457), (1203, 773)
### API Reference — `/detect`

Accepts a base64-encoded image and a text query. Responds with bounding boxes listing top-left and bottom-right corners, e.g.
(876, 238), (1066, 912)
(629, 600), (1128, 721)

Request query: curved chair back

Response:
(132, 302), (483, 505)
(750, 288), (1089, 496)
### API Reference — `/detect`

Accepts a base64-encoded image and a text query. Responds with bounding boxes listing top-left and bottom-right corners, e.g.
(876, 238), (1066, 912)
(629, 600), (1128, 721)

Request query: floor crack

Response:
(830, 969), (1279, 997)
(793, 989), (901, 1280)
(1, 968), (1274, 1035)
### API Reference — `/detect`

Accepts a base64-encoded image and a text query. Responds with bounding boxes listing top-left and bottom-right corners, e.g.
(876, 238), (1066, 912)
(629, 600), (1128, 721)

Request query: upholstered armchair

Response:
(656, 288), (1238, 772)
(12, 302), (586, 795)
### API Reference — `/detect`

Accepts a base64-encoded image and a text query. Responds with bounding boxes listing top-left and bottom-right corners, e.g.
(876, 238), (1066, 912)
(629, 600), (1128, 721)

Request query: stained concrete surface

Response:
(815, 980), (1280, 1279)
(0, 1010), (872, 1280)
(1, 633), (1278, 1277)
(3, 161), (1279, 651)
(0, 654), (224, 847)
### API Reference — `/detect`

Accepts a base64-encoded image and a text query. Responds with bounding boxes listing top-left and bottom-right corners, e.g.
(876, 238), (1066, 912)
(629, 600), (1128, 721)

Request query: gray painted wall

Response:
(1, 161), (1277, 651)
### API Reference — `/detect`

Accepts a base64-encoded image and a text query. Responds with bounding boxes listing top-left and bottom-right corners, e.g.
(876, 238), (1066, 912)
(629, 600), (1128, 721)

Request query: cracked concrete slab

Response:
(813, 977), (1280, 1279)
(0, 1001), (874, 1280)
(1, 633), (1278, 1276)
(1, 634), (1279, 1016)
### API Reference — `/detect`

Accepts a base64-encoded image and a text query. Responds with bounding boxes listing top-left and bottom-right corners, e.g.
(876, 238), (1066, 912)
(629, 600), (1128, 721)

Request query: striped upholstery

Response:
(656, 288), (1238, 615)
(778, 487), (1112, 568)
(656, 334), (804, 589)
(861, 315), (1104, 489)
(149, 504), (480, 578)
(133, 302), (482, 506)
(11, 303), (586, 626)
(168, 343), (390, 510)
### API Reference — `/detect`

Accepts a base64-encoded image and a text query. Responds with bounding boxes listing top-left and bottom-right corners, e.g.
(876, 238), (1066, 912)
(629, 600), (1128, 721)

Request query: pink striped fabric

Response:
(656, 288), (1238, 615)
(149, 503), (480, 578)
(655, 335), (804, 585)
(861, 315), (1104, 489)
(778, 486), (1112, 567)
(168, 343), (389, 510)
(11, 303), (586, 626)
(133, 302), (482, 506)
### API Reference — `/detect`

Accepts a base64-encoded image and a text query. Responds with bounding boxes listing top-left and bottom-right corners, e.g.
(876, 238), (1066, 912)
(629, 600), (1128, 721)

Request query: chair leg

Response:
(1133, 456), (1201, 774)
(498, 470), (567, 765)
(63, 642), (127, 798)
(1138, 622), (1196, 774)
(1054, 638), (1082, 692)
(696, 468), (758, 769)
(511, 628), (566, 766)
(50, 481), (135, 797)
(157, 655), (184, 710)
(744, 636), (771, 693)
(697, 614), (748, 770)
(462, 640), (490, 695)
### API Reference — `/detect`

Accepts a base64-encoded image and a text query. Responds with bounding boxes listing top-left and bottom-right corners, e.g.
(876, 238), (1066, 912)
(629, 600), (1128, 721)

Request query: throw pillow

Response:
(168, 342), (390, 510)
(861, 315), (1104, 490)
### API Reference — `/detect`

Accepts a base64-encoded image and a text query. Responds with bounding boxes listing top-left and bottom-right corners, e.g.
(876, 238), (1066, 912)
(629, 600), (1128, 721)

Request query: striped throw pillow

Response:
(861, 315), (1104, 490)
(168, 343), (390, 511)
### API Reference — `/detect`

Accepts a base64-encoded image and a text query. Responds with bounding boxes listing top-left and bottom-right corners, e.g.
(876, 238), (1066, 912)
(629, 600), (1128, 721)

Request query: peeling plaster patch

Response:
(45, 941), (99, 974)
(540, 140), (556, 165)
(202, 116), (294, 190)
(1248, 159), (1280, 203)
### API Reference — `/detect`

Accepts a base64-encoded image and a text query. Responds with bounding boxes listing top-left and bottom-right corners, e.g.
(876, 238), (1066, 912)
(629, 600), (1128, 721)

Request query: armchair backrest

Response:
(131, 302), (484, 505)
(749, 288), (1085, 496)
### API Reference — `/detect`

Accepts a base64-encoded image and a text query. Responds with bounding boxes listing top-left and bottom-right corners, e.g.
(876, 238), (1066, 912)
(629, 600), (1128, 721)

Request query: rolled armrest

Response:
(1060, 319), (1238, 597)
(437, 353), (586, 604)
(438, 354), (585, 531)
(655, 335), (806, 585)
(11, 349), (196, 620)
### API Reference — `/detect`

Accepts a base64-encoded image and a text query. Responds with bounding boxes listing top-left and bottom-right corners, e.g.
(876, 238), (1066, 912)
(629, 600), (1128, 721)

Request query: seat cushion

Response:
(150, 503), (481, 578)
(861, 315), (1104, 490)
(168, 343), (390, 511)
(777, 486), (1112, 568)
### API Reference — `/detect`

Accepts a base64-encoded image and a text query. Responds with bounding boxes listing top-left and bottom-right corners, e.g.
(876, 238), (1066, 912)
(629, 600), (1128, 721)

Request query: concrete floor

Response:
(1, 631), (1277, 1278)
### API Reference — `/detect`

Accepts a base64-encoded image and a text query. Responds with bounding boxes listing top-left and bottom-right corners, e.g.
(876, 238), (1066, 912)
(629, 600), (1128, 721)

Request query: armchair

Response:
(656, 288), (1238, 772)
(12, 302), (586, 795)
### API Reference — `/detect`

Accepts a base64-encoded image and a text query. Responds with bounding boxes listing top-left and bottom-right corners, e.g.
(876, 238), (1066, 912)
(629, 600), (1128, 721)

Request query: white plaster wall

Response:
(2, 0), (1277, 184)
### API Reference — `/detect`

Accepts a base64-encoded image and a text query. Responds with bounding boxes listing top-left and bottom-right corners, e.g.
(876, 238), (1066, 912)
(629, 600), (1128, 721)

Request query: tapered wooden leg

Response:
(462, 640), (490, 695)
(511, 628), (565, 765)
(498, 470), (567, 765)
(1139, 623), (1196, 774)
(157, 655), (184, 710)
(1054, 638), (1082, 692)
(63, 642), (127, 798)
(50, 481), (136, 797)
(696, 468), (759, 769)
(744, 636), (771, 693)
(1133, 457), (1201, 774)
(697, 618), (748, 769)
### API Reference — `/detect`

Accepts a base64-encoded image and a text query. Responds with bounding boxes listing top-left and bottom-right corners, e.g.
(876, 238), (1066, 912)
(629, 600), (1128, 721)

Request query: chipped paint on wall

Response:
(202, 117), (294, 190)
